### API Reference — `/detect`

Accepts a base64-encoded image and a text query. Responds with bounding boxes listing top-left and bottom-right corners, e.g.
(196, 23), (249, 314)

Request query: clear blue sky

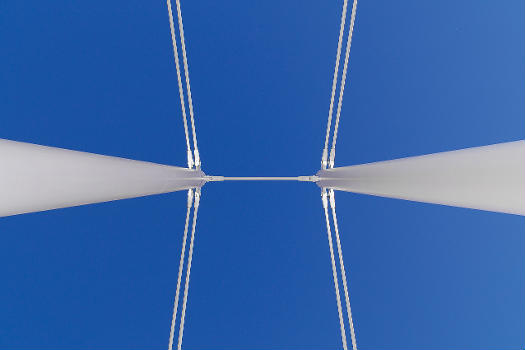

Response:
(0, 0), (523, 348)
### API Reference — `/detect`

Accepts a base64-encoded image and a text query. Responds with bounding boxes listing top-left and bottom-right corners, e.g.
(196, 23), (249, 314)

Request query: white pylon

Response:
(0, 139), (205, 217)
(317, 141), (525, 215)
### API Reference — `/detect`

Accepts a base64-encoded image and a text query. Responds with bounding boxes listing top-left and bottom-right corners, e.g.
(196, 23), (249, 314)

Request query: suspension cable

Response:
(322, 0), (349, 170)
(167, 0), (193, 169)
(329, 0), (358, 169)
(174, 0), (200, 168)
(329, 190), (357, 350)
(168, 189), (194, 350)
(321, 190), (348, 350)
(177, 188), (201, 350)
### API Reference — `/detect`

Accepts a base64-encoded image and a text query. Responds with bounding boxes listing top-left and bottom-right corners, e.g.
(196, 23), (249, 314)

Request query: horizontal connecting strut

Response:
(205, 175), (319, 182)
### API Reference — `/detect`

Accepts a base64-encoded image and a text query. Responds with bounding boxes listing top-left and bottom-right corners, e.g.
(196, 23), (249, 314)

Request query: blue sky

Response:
(0, 0), (523, 348)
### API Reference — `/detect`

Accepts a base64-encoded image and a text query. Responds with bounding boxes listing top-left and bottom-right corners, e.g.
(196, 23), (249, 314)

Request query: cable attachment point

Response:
(186, 188), (194, 208)
(298, 175), (319, 182)
(321, 148), (329, 170)
(329, 148), (336, 169)
(193, 149), (201, 169)
(321, 189), (329, 209)
(204, 175), (224, 182)
(194, 188), (201, 208)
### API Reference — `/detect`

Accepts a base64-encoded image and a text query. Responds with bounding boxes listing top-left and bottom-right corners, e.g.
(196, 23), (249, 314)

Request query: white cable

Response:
(204, 175), (319, 182)
(322, 0), (349, 170)
(213, 176), (310, 181)
(177, 189), (201, 350)
(329, 190), (357, 350)
(168, 189), (194, 350)
(174, 0), (200, 168)
(329, 0), (358, 169)
(321, 190), (348, 350)
(167, 0), (193, 169)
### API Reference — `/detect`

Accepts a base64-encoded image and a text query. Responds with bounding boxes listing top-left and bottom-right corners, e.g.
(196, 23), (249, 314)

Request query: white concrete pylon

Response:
(316, 140), (525, 216)
(0, 139), (206, 217)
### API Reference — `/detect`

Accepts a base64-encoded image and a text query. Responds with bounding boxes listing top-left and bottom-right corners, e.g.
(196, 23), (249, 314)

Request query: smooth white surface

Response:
(317, 140), (525, 215)
(0, 139), (205, 217)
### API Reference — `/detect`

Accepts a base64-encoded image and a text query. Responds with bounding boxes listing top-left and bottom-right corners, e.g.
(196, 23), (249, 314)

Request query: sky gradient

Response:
(1, 0), (524, 348)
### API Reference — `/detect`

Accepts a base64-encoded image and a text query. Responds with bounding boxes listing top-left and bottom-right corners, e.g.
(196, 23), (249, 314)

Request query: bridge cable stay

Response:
(321, 0), (359, 347)
(329, 189), (357, 350)
(177, 189), (201, 350)
(322, 0), (349, 170)
(174, 0), (200, 168)
(168, 189), (194, 350)
(167, 0), (193, 169)
(329, 0), (358, 169)
(322, 190), (348, 350)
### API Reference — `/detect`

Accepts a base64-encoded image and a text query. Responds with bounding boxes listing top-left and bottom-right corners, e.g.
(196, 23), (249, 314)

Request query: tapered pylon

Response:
(0, 139), (206, 217)
(316, 140), (525, 215)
